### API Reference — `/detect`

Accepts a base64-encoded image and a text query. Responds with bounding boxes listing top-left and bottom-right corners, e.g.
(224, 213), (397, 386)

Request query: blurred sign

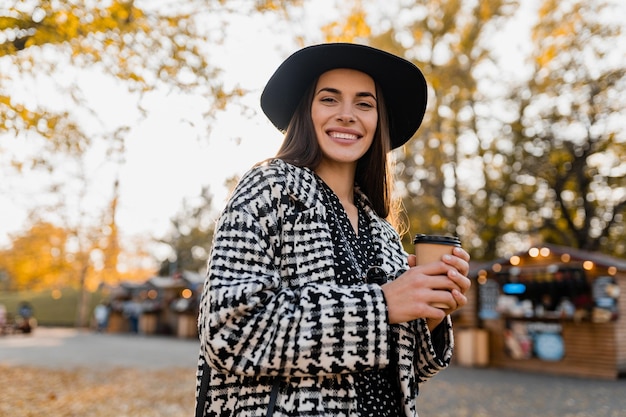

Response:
(592, 276), (620, 322)
(504, 320), (564, 361)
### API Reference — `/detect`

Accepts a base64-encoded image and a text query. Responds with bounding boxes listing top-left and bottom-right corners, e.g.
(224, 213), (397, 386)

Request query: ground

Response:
(1, 328), (626, 416)
(0, 366), (193, 417)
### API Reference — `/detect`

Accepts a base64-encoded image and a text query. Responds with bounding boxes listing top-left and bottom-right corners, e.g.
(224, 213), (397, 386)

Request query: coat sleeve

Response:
(198, 166), (391, 379)
(414, 316), (454, 383)
(373, 218), (455, 385)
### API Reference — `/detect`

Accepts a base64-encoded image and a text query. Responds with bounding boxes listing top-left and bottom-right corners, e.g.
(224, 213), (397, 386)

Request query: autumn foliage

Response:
(1, 0), (624, 298)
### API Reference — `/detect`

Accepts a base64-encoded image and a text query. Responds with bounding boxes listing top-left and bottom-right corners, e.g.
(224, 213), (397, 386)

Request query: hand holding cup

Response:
(413, 234), (462, 309)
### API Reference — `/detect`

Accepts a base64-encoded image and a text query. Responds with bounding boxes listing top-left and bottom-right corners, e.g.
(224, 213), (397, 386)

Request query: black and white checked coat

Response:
(196, 159), (453, 416)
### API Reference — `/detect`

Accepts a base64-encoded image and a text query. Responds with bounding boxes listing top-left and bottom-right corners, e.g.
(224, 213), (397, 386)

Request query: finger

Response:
(446, 270), (471, 294)
(437, 289), (466, 314)
(452, 288), (467, 304)
(407, 254), (417, 268)
(442, 254), (469, 276)
(452, 246), (470, 261)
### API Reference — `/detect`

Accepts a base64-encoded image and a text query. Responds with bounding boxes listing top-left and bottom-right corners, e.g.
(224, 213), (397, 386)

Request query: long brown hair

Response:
(274, 77), (396, 220)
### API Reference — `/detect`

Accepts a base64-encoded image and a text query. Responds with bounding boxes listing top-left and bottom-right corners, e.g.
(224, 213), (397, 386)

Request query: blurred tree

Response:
(321, 0), (371, 42)
(0, 205), (127, 295)
(323, 0), (519, 258)
(0, 0), (300, 165)
(0, 221), (75, 291)
(388, 0), (521, 260)
(510, 0), (626, 256)
(99, 179), (121, 285)
(322, 0), (625, 260)
(2, 1), (212, 168)
(157, 186), (216, 275)
(0, 0), (301, 306)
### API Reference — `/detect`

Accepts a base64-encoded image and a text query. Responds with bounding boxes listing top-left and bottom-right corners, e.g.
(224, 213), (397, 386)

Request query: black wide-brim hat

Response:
(260, 43), (427, 150)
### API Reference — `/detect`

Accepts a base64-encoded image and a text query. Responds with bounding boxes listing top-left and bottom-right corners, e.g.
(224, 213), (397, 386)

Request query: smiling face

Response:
(311, 68), (378, 171)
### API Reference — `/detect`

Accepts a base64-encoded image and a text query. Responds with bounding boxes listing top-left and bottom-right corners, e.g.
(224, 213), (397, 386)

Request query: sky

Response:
(1, 0), (624, 263)
(0, 0), (545, 252)
(0, 1), (333, 253)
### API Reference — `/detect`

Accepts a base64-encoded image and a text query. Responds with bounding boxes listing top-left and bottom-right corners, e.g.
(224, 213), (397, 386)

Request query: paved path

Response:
(419, 364), (626, 417)
(2, 327), (626, 416)
(0, 327), (199, 370)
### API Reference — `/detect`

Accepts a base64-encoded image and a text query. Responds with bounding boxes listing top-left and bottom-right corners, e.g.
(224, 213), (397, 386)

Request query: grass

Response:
(0, 287), (104, 327)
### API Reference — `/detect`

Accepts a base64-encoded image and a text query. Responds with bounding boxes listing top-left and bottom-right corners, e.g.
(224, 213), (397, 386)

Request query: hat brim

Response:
(260, 43), (427, 150)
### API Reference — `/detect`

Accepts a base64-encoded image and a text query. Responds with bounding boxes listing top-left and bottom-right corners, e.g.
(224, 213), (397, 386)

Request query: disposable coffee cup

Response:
(413, 234), (462, 309)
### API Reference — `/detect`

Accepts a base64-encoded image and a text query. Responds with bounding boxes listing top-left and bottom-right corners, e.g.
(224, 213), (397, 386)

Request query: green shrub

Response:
(0, 288), (104, 327)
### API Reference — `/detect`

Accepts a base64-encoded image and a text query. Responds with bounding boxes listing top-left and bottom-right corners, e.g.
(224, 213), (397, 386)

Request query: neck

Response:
(315, 162), (356, 203)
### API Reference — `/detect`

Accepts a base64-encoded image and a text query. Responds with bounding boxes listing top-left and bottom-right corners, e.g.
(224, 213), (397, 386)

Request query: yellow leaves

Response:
(536, 44), (557, 68)
(0, 95), (10, 106)
(533, 18), (577, 70)
(532, 0), (585, 71)
(256, 0), (283, 12)
(538, 0), (558, 20)
(413, 28), (424, 43)
(322, 6), (371, 43)
(0, 217), (145, 292)
(0, 17), (25, 31)
(105, 0), (145, 30)
(127, 72), (145, 83)
(254, 0), (303, 12)
(10, 160), (24, 172)
(0, 222), (73, 291)
(0, 1), (146, 55)
(0, 366), (193, 417)
(478, 1), (494, 21)
(107, 1), (131, 23)
(212, 85), (245, 111)
(54, 10), (81, 39)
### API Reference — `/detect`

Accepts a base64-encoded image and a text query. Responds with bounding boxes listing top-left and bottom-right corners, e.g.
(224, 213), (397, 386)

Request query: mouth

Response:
(328, 131), (360, 141)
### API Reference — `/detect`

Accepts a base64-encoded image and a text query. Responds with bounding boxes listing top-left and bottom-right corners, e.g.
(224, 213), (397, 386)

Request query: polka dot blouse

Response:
(317, 178), (402, 416)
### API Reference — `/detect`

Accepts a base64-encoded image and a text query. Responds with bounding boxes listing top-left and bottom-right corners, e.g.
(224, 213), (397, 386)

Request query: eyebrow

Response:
(316, 87), (377, 101)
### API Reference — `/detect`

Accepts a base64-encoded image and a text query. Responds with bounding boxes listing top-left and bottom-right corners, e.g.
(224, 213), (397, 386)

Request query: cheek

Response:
(310, 105), (327, 130)
(365, 113), (379, 135)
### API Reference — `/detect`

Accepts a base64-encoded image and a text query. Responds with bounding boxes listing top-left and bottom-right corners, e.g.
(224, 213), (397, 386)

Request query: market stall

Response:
(103, 270), (204, 336)
(467, 244), (626, 379)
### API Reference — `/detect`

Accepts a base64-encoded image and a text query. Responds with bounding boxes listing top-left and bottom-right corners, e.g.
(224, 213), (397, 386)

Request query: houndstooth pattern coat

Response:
(196, 159), (453, 417)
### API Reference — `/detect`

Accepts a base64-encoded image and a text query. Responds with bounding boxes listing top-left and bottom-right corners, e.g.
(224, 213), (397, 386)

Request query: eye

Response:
(357, 101), (375, 109)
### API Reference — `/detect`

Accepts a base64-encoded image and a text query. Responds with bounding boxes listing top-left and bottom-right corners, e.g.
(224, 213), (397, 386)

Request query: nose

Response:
(336, 102), (355, 123)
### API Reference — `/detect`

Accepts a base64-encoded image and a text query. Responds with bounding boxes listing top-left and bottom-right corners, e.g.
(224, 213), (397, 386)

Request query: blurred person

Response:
(17, 301), (34, 333)
(94, 302), (110, 333)
(0, 303), (6, 334)
(123, 298), (142, 334)
(195, 43), (471, 417)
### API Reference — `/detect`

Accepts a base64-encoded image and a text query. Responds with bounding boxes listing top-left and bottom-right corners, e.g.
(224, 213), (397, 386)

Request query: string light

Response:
(477, 270), (488, 285)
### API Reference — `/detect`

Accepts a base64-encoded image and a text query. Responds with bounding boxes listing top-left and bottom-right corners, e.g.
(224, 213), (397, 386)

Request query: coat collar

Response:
(270, 159), (372, 213)
(270, 159), (322, 210)
(269, 158), (397, 243)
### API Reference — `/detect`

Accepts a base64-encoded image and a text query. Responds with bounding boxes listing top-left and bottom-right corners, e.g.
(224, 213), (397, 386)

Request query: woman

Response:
(196, 43), (471, 417)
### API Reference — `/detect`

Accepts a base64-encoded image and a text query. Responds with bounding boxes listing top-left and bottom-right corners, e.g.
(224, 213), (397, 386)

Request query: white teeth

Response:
(330, 132), (358, 140)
